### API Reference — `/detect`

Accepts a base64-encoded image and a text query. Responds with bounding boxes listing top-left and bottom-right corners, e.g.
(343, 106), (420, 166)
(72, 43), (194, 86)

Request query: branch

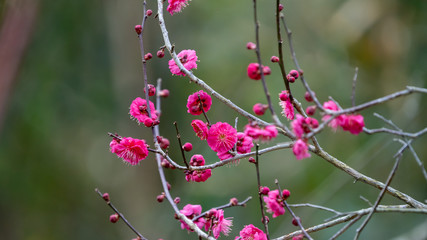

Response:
(192, 196), (252, 222)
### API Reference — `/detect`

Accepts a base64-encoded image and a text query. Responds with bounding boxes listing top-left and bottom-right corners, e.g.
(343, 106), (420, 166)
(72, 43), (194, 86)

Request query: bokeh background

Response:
(0, 0), (426, 239)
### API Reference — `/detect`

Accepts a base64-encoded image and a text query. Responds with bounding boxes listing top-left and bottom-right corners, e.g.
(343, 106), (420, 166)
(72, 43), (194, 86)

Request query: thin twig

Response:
(254, 144), (270, 239)
(253, 0), (283, 128)
(275, 180), (313, 240)
(330, 215), (362, 240)
(288, 203), (342, 215)
(174, 121), (189, 169)
(95, 188), (147, 240)
(354, 152), (403, 239)
(192, 196), (252, 222)
(351, 67), (359, 107)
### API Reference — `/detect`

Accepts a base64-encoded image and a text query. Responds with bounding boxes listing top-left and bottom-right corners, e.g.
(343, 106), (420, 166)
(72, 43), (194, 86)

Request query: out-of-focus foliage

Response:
(0, 0), (426, 239)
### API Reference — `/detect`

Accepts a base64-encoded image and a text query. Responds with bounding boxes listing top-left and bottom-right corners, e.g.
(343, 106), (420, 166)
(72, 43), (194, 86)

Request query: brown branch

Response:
(192, 196), (252, 222)
(254, 144), (270, 239)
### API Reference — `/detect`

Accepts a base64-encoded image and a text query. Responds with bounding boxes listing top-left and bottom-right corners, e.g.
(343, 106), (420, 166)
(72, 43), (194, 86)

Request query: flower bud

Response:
(144, 84), (156, 96)
(282, 189), (291, 200)
(143, 118), (154, 127)
(263, 66), (271, 75)
(134, 25), (142, 35)
(146, 9), (153, 16)
(253, 103), (268, 116)
(248, 157), (256, 163)
(157, 50), (165, 58)
(182, 142), (193, 151)
(157, 193), (165, 202)
(229, 197), (238, 206)
(292, 217), (301, 226)
(279, 4), (284, 12)
(306, 105), (316, 116)
(304, 91), (314, 102)
(259, 186), (270, 195)
(246, 42), (256, 50)
(102, 193), (110, 202)
(270, 56), (279, 63)
(160, 138), (170, 149)
(110, 213), (119, 223)
(158, 89), (170, 97)
(174, 197), (181, 204)
(289, 69), (299, 79)
(144, 53), (153, 61)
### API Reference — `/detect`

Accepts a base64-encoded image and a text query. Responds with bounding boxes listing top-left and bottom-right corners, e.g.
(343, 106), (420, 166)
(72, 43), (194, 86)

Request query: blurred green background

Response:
(0, 0), (426, 239)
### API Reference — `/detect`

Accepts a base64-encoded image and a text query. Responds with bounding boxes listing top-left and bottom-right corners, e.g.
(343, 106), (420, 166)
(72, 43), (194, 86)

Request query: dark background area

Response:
(0, 0), (426, 239)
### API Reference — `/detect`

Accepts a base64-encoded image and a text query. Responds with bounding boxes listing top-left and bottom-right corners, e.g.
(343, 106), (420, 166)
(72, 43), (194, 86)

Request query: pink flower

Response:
(167, 0), (190, 15)
(217, 151), (234, 161)
(341, 114), (364, 135)
(322, 100), (345, 130)
(110, 137), (148, 165)
(291, 114), (305, 138)
(244, 124), (278, 142)
(263, 189), (285, 218)
(207, 122), (237, 153)
(211, 209), (233, 238)
(186, 154), (212, 182)
(237, 224), (267, 240)
(191, 119), (209, 140)
(169, 49), (198, 76)
(253, 103), (268, 116)
(187, 90), (212, 115)
(179, 204), (206, 231)
(129, 97), (158, 124)
(247, 63), (271, 80)
(236, 132), (254, 154)
(279, 90), (294, 120)
(292, 139), (311, 160)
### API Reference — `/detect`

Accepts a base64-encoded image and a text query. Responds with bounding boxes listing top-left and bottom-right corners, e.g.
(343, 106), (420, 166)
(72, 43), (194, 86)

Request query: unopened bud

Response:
(304, 91), (314, 102)
(259, 186), (270, 195)
(144, 53), (153, 61)
(292, 217), (301, 226)
(229, 197), (238, 206)
(134, 25), (142, 35)
(159, 89), (170, 97)
(246, 42), (256, 50)
(157, 193), (165, 202)
(157, 50), (165, 58)
(279, 4), (284, 12)
(182, 142), (193, 152)
(110, 213), (119, 223)
(102, 193), (110, 202)
(282, 189), (291, 200)
(248, 157), (256, 163)
(306, 105), (316, 116)
(270, 56), (279, 63)
(174, 197), (181, 204)
(146, 9), (153, 16)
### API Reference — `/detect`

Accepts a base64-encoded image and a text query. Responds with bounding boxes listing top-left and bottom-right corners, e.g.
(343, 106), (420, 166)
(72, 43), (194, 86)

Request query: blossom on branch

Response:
(169, 49), (198, 76)
(191, 119), (209, 140)
(263, 189), (285, 218)
(210, 209), (233, 238)
(207, 122), (237, 153)
(110, 137), (149, 165)
(292, 139), (311, 160)
(341, 114), (364, 135)
(322, 100), (345, 131)
(279, 90), (294, 120)
(185, 154), (212, 182)
(247, 63), (271, 80)
(236, 224), (267, 240)
(167, 0), (190, 15)
(179, 204), (207, 231)
(186, 90), (212, 115)
(244, 123), (278, 142)
(129, 97), (158, 124)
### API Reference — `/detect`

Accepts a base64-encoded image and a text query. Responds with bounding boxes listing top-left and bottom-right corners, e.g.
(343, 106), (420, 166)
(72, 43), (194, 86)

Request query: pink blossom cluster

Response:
(247, 63), (271, 80)
(235, 224), (267, 240)
(167, 0), (190, 15)
(186, 90), (212, 115)
(279, 90), (294, 120)
(185, 154), (211, 182)
(179, 205), (232, 238)
(110, 137), (149, 165)
(169, 49), (198, 76)
(263, 189), (287, 218)
(207, 122), (238, 153)
(217, 132), (254, 161)
(290, 114), (318, 160)
(244, 123), (278, 142)
(322, 101), (365, 135)
(129, 97), (159, 127)
(191, 119), (209, 140)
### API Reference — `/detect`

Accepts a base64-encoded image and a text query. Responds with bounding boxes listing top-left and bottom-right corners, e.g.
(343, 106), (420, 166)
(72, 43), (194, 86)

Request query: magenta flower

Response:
(236, 132), (254, 154)
(244, 124), (278, 142)
(110, 137), (148, 165)
(292, 139), (311, 160)
(247, 63), (271, 80)
(186, 154), (212, 182)
(191, 120), (209, 140)
(129, 97), (158, 124)
(263, 189), (285, 218)
(341, 114), (364, 135)
(179, 204), (206, 231)
(169, 49), (198, 76)
(237, 224), (267, 240)
(291, 114), (305, 138)
(211, 209), (233, 238)
(217, 151), (234, 161)
(253, 103), (268, 116)
(167, 0), (190, 15)
(322, 100), (345, 131)
(187, 90), (212, 115)
(207, 122), (238, 153)
(279, 92), (294, 120)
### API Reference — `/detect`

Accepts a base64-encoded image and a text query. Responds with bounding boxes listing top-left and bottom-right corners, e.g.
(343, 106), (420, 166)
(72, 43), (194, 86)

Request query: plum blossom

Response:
(322, 100), (345, 131)
(110, 137), (148, 165)
(279, 90), (294, 120)
(247, 63), (271, 80)
(244, 123), (278, 142)
(207, 122), (237, 153)
(186, 90), (212, 115)
(210, 209), (232, 238)
(169, 49), (198, 76)
(263, 189), (285, 218)
(341, 114), (364, 135)
(292, 139), (311, 160)
(191, 119), (209, 140)
(179, 204), (206, 231)
(167, 0), (190, 15)
(129, 97), (158, 124)
(185, 154), (212, 182)
(236, 132), (254, 154)
(236, 224), (267, 240)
